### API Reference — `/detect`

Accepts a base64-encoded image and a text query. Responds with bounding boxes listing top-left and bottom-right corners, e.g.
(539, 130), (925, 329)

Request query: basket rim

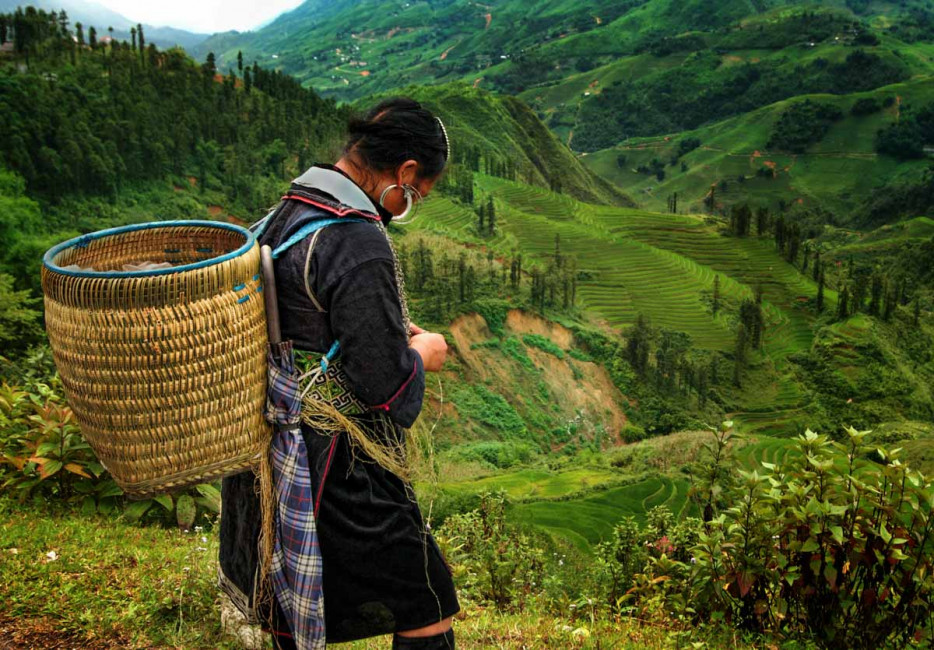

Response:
(43, 220), (256, 279)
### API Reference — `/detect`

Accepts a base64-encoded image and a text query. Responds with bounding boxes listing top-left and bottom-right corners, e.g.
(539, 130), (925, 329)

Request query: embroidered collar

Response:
(290, 164), (394, 226)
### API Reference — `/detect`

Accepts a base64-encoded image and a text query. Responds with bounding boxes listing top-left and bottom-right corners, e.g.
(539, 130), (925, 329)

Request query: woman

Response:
(219, 98), (458, 649)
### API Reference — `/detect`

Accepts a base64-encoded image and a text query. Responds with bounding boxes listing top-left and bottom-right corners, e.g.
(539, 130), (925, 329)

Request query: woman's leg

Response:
(392, 617), (455, 649)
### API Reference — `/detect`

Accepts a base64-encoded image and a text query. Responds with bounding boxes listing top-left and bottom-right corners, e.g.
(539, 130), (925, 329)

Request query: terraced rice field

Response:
(440, 468), (622, 501)
(416, 175), (821, 434)
(511, 476), (697, 551)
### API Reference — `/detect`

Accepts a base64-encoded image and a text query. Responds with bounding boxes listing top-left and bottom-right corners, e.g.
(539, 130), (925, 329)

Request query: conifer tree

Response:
(487, 196), (495, 235)
(237, 50), (243, 73)
(88, 26), (96, 49)
(712, 275), (720, 315)
(817, 268), (825, 313)
(130, 26), (136, 51)
(869, 272), (883, 316)
(837, 285), (850, 321)
(137, 23), (144, 63)
(733, 323), (747, 387)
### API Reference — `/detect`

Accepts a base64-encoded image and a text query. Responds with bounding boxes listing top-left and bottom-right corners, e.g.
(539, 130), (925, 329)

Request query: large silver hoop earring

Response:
(379, 184), (420, 224)
(393, 184), (422, 225)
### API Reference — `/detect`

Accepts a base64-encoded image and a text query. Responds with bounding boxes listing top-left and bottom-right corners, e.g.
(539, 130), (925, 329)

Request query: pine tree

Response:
(697, 366), (708, 407)
(817, 268), (825, 313)
(869, 272), (883, 316)
(457, 253), (466, 303)
(237, 50), (243, 73)
(813, 249), (821, 281)
(626, 314), (653, 376)
(487, 197), (495, 235)
(882, 280), (897, 322)
(712, 275), (720, 315)
(130, 26), (136, 51)
(75, 22), (83, 46)
(88, 26), (96, 49)
(733, 323), (747, 387)
(137, 23), (144, 63)
(837, 285), (850, 321)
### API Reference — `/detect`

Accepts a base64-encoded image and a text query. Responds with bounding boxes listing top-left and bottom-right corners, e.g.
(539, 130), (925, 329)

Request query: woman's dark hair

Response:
(345, 97), (449, 181)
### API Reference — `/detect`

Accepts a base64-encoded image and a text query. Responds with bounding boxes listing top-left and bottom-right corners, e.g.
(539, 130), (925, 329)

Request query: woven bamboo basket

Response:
(42, 221), (270, 498)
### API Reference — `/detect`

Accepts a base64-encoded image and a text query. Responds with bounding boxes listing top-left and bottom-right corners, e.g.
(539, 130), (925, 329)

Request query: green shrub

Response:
(500, 336), (535, 369)
(0, 381), (221, 526)
(568, 348), (593, 362)
(473, 298), (510, 336)
(621, 423), (647, 444)
(522, 333), (565, 359)
(681, 425), (934, 647)
(436, 492), (544, 610)
(452, 384), (527, 438)
(445, 440), (537, 469)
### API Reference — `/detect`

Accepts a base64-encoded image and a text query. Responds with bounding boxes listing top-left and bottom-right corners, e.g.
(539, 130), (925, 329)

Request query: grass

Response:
(0, 495), (742, 649)
(512, 477), (698, 552)
(0, 497), (234, 649)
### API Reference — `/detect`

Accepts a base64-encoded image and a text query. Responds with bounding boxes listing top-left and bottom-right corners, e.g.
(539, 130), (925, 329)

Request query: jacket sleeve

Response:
(325, 257), (425, 428)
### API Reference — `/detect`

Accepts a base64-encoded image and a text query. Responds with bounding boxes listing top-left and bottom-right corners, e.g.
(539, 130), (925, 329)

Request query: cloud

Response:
(95, 0), (305, 33)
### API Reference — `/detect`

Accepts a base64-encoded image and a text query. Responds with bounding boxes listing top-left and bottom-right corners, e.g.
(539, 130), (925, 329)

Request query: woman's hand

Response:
(409, 331), (447, 372)
(409, 323), (426, 336)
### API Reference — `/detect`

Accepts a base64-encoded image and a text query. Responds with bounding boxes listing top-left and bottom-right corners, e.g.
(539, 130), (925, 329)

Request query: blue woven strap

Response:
(271, 217), (366, 259)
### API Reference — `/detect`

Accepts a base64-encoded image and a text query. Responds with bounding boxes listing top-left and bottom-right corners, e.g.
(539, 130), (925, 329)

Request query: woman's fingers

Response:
(409, 332), (447, 372)
(409, 323), (426, 336)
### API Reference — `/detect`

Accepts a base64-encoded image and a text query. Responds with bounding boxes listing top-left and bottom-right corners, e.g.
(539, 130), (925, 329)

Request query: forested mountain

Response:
(0, 0), (208, 49)
(0, 6), (349, 302)
(193, 0), (934, 103)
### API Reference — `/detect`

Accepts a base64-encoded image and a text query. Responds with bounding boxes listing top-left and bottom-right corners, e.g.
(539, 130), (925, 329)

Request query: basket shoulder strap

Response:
(270, 217), (363, 259)
(302, 227), (327, 312)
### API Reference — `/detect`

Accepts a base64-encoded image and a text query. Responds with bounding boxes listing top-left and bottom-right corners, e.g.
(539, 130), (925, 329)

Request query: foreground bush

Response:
(685, 426), (933, 647)
(0, 379), (219, 527)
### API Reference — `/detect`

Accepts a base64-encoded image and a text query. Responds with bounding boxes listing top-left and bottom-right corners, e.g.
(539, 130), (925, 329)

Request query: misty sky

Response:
(94, 0), (305, 33)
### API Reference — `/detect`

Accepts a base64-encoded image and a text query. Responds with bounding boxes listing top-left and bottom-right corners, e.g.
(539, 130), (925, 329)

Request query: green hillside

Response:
(363, 83), (634, 206)
(412, 173), (934, 438)
(583, 75), (934, 216)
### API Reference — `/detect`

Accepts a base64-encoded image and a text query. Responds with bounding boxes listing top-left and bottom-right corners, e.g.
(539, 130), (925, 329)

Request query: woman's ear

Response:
(397, 159), (419, 186)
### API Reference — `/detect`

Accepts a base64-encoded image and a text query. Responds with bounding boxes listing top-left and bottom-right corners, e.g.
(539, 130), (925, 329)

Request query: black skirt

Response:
(219, 420), (459, 644)
(305, 422), (459, 642)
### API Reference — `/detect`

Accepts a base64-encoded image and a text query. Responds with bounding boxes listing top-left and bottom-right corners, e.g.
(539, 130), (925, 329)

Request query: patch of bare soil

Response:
(0, 615), (139, 650)
(504, 309), (573, 348)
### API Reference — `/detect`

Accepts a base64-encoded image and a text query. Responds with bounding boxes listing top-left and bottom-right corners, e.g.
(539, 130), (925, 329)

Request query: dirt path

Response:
(440, 39), (461, 60)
